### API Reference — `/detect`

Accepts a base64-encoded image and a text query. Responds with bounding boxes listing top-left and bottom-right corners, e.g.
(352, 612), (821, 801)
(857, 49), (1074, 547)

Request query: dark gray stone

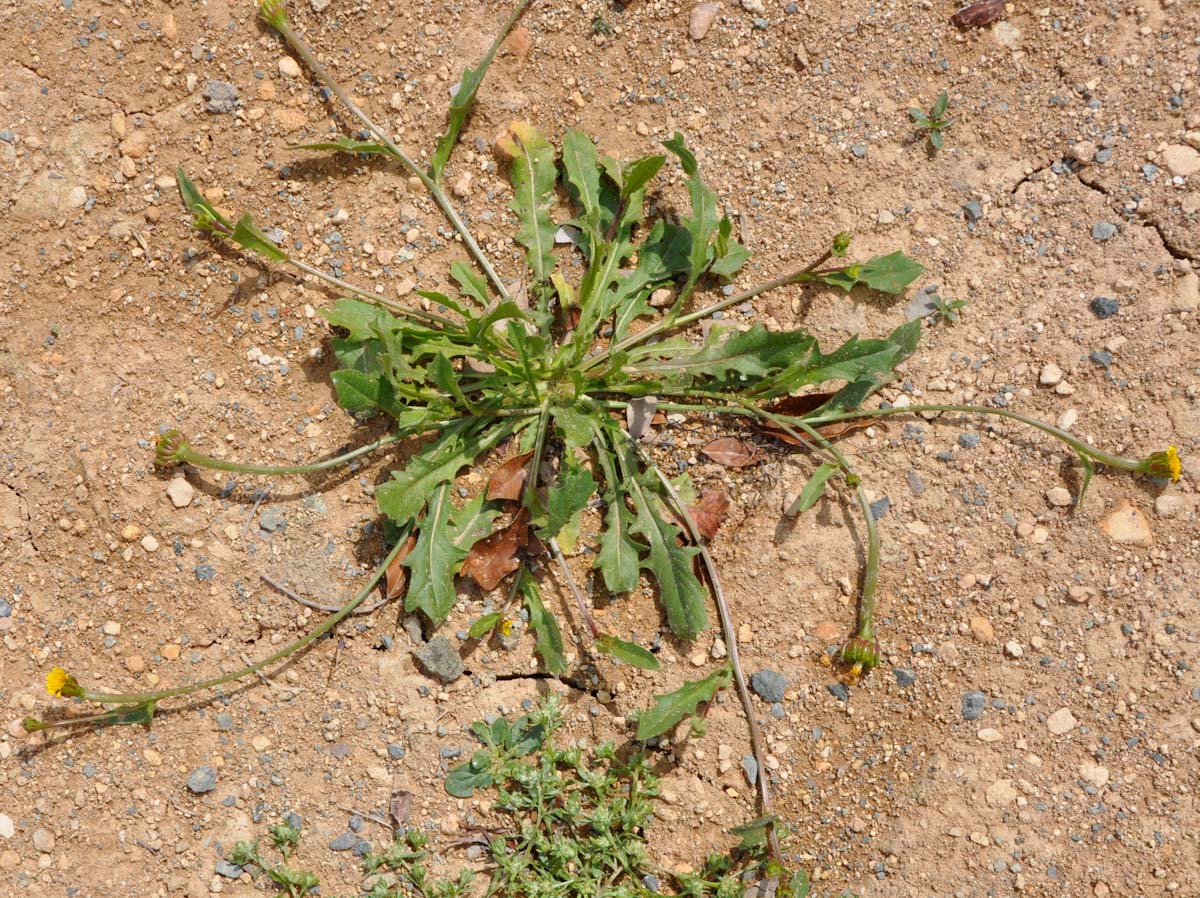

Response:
(413, 635), (464, 683)
(329, 831), (356, 851)
(963, 200), (984, 223)
(214, 861), (243, 879)
(1090, 296), (1119, 319)
(750, 669), (786, 703)
(186, 766), (217, 793)
(742, 754), (759, 785)
(203, 80), (239, 114)
(962, 691), (986, 721)
(893, 668), (917, 688)
(827, 683), (850, 702)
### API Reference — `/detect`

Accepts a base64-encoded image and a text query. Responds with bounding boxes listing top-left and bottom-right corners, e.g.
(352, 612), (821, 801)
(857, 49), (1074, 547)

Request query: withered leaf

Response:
(384, 534), (418, 599)
(462, 507), (530, 591)
(701, 436), (761, 467)
(756, 393), (872, 446)
(951, 0), (1005, 28)
(689, 490), (730, 541)
(487, 451), (533, 502)
(389, 790), (413, 827)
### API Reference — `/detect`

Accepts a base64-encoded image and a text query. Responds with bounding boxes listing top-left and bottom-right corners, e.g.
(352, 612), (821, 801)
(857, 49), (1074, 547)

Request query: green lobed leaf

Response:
(376, 419), (507, 525)
(627, 324), (813, 385)
(561, 129), (602, 229)
(729, 815), (779, 850)
(621, 155), (666, 198)
(790, 463), (839, 515)
(520, 571), (566, 675)
(231, 213), (288, 262)
(405, 488), (500, 625)
(595, 492), (641, 595)
(662, 131), (698, 177)
(329, 368), (402, 418)
(629, 481), (709, 640)
(468, 612), (504, 639)
(288, 137), (391, 155)
(544, 457), (596, 539)
(501, 122), (558, 283)
(595, 633), (660, 671)
(813, 251), (924, 295)
(322, 298), (385, 342)
(450, 259), (491, 307)
(635, 665), (731, 740)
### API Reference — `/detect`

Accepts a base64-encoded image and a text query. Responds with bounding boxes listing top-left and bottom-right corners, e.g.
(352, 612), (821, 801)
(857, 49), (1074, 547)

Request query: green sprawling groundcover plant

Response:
(227, 696), (810, 898)
(31, 0), (1183, 866)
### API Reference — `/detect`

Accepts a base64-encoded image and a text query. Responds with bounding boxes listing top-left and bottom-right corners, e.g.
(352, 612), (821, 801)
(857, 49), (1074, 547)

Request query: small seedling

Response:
(229, 827), (320, 898)
(909, 90), (952, 151)
(930, 293), (968, 324)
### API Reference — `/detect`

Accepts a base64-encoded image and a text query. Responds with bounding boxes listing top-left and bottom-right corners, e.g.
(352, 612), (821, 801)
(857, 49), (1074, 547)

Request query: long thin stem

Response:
(288, 259), (460, 329)
(643, 450), (782, 866)
(177, 431), (403, 476)
(76, 535), (408, 705)
(549, 537), (598, 638)
(271, 16), (512, 302)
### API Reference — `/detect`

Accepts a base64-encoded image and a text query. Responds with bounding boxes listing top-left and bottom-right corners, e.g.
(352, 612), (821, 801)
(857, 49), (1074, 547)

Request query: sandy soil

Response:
(1, 1), (1198, 896)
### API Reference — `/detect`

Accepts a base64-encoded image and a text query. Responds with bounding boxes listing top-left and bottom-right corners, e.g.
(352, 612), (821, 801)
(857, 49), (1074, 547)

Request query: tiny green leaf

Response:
(729, 815), (779, 850)
(908, 109), (930, 126)
(621, 155), (666, 198)
(176, 169), (232, 232)
(789, 462), (839, 515)
(932, 89), (949, 119)
(468, 612), (504, 639)
(595, 633), (660, 670)
(662, 131), (698, 177)
(635, 665), (731, 740)
(445, 755), (494, 798)
(230, 213), (288, 262)
(521, 571), (567, 675)
(930, 129), (944, 152)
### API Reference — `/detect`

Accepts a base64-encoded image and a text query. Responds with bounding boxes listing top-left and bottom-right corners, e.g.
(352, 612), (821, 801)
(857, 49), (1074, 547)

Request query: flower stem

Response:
(76, 535), (407, 705)
(176, 432), (403, 476)
(270, 16), (512, 303)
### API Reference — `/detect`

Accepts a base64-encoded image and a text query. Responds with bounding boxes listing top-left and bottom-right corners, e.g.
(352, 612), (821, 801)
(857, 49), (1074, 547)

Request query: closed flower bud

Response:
(258, 0), (288, 29)
(155, 429), (191, 468)
(838, 636), (881, 675)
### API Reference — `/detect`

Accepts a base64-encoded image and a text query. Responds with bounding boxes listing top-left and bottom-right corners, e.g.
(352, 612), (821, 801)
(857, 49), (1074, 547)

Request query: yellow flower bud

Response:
(1141, 445), (1181, 482)
(47, 667), (84, 699)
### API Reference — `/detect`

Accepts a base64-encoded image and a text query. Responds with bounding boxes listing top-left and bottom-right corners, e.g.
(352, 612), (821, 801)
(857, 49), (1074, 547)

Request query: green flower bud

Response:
(832, 231), (852, 257)
(258, 0), (288, 30)
(22, 717), (47, 732)
(154, 430), (192, 468)
(838, 635), (881, 675)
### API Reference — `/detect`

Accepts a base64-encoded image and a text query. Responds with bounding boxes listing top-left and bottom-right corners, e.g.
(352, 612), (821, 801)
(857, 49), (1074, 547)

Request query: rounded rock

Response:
(278, 56), (302, 78)
(166, 477), (195, 508)
(31, 828), (55, 853)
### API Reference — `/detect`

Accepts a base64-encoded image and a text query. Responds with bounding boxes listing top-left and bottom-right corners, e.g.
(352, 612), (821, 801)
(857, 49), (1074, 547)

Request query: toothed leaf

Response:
(635, 665), (731, 740)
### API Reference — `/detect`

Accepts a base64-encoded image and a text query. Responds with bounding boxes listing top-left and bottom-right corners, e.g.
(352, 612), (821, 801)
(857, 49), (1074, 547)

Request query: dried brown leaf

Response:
(462, 507), (530, 591)
(389, 790), (414, 827)
(701, 436), (761, 467)
(487, 451), (534, 502)
(756, 393), (872, 446)
(384, 534), (418, 599)
(689, 490), (730, 541)
(951, 0), (1005, 28)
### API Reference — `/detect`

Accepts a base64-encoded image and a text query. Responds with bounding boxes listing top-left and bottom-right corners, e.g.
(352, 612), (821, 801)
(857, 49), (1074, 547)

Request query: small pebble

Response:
(1046, 707), (1077, 735)
(186, 766), (218, 794)
(31, 829), (55, 853)
(962, 691), (986, 721)
(278, 56), (302, 78)
(1046, 487), (1072, 508)
(1090, 222), (1117, 241)
(166, 478), (195, 508)
(329, 832), (356, 851)
(750, 669), (786, 703)
(1039, 362), (1064, 386)
(893, 667), (916, 687)
(688, 2), (720, 40)
(1090, 296), (1119, 319)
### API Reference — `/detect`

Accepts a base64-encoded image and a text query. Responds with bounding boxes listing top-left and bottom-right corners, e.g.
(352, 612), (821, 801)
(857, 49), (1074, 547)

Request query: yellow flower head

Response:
(499, 619), (514, 637)
(1142, 446), (1181, 482)
(46, 667), (83, 699)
